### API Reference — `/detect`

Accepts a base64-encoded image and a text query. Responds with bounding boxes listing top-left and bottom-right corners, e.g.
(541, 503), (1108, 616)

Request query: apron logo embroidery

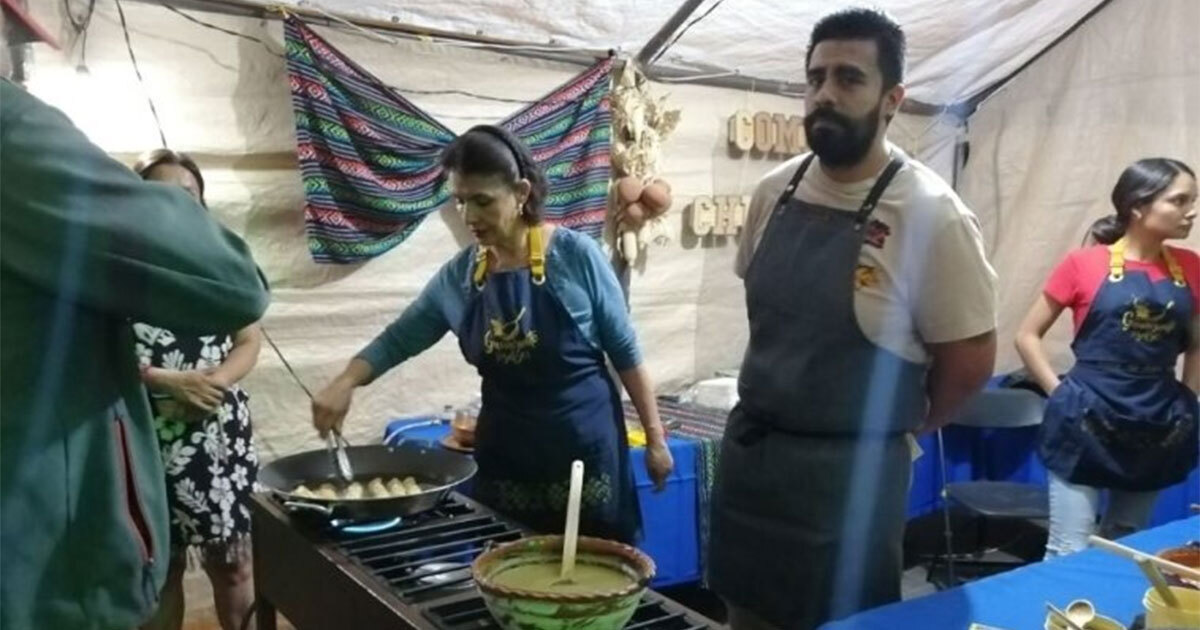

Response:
(1120, 297), (1176, 343)
(854, 264), (881, 290)
(483, 306), (539, 364)
(864, 219), (891, 249)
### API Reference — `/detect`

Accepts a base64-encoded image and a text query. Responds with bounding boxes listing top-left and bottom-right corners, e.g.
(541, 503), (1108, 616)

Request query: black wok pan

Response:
(259, 441), (477, 521)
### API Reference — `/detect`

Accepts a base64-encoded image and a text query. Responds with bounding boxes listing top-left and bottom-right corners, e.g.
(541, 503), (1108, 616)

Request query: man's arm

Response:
(0, 82), (268, 333)
(920, 330), (997, 434)
(911, 192), (998, 434)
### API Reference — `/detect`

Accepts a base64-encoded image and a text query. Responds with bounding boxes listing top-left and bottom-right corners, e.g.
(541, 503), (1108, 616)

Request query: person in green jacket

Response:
(0, 61), (269, 630)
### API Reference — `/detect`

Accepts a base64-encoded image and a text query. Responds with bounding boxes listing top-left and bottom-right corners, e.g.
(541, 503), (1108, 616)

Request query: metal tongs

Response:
(326, 430), (354, 483)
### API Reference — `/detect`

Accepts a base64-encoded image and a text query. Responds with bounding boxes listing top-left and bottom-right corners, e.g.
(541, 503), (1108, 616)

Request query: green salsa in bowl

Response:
(472, 535), (655, 630)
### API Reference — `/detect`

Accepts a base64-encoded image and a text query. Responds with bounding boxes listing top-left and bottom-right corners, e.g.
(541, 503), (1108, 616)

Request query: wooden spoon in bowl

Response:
(554, 460), (585, 587)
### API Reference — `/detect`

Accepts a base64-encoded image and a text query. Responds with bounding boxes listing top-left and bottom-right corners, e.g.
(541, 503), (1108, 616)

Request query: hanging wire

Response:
(155, 2), (534, 105)
(307, 4), (609, 54)
(735, 78), (756, 193)
(161, 3), (279, 51)
(649, 0), (729, 66)
(64, 0), (98, 71)
(260, 326), (314, 401)
(115, 0), (169, 147)
(64, 0), (97, 32)
(654, 69), (738, 83)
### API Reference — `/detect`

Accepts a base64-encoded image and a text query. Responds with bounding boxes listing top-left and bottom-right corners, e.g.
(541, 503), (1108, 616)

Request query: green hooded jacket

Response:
(0, 80), (269, 630)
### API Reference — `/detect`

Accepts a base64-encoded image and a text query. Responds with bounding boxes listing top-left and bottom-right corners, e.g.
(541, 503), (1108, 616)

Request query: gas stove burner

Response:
(337, 517), (403, 534)
(252, 493), (722, 629)
(413, 562), (474, 590)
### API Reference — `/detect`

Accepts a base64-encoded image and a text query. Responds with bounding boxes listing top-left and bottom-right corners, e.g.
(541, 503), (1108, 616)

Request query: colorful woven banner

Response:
(284, 17), (613, 263)
(499, 59), (613, 235)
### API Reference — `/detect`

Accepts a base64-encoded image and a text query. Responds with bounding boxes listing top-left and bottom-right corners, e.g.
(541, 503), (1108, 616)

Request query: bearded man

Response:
(707, 8), (998, 630)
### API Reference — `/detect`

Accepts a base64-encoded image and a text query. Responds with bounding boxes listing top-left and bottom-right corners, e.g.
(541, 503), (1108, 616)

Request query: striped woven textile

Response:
(284, 16), (613, 263)
(623, 397), (728, 585)
(499, 58), (613, 236)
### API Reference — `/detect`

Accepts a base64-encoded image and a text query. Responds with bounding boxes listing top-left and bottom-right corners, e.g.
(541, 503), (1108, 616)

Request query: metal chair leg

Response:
(937, 428), (956, 587)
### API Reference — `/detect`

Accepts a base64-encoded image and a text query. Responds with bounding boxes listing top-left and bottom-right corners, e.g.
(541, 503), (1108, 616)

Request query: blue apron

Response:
(1039, 239), (1198, 492)
(457, 227), (641, 543)
(709, 154), (922, 629)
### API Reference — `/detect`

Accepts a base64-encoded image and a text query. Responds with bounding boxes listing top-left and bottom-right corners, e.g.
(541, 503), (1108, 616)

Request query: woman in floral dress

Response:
(133, 149), (262, 630)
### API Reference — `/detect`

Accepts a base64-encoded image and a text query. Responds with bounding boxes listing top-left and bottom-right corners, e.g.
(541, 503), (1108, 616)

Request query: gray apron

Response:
(708, 154), (925, 630)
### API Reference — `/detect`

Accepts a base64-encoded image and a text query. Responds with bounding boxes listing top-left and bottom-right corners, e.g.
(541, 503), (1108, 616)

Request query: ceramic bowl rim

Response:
(472, 535), (655, 604)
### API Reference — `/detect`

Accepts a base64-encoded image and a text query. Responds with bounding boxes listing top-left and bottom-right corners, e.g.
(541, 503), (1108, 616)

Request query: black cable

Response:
(260, 326), (314, 401)
(64, 0), (96, 32)
(161, 3), (280, 53)
(78, 21), (91, 72)
(650, 0), (729, 66)
(155, 2), (532, 105)
(114, 0), (169, 147)
(64, 0), (97, 72)
(396, 87), (530, 104)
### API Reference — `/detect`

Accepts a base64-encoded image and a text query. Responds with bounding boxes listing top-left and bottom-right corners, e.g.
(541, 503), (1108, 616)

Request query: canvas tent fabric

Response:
(957, 0), (1200, 371)
(239, 0), (1106, 105)
(17, 0), (1199, 460)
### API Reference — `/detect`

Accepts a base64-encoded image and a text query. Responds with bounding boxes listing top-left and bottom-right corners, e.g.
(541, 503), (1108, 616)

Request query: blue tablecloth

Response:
(384, 416), (703, 587)
(822, 516), (1200, 630)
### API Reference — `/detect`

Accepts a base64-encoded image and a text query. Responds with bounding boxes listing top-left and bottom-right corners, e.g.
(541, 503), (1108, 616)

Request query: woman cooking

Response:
(1015, 157), (1199, 557)
(311, 125), (672, 543)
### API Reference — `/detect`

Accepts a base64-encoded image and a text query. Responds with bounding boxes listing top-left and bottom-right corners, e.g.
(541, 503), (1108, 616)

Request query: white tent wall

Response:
(236, 0), (1106, 105)
(958, 0), (1200, 375)
(22, 1), (956, 458)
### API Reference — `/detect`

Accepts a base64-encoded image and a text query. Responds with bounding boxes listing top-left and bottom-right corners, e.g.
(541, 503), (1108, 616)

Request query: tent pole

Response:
(635, 0), (706, 66)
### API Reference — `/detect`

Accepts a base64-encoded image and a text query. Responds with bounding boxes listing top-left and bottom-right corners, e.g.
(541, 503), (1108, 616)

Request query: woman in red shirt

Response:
(1016, 158), (1199, 557)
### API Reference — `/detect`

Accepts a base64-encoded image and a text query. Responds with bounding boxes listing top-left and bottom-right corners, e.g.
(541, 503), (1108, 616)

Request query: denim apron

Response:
(458, 227), (641, 543)
(1039, 239), (1198, 492)
(709, 154), (924, 629)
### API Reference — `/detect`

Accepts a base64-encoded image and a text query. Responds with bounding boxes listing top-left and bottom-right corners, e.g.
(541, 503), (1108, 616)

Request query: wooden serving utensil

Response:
(553, 460), (585, 587)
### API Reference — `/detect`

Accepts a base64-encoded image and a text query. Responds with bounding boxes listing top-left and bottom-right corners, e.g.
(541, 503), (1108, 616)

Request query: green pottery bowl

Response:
(472, 535), (655, 630)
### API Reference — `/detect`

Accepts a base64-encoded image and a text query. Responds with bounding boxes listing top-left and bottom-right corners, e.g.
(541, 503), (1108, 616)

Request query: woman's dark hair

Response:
(439, 125), (548, 225)
(133, 148), (206, 207)
(1090, 158), (1195, 245)
(806, 8), (906, 90)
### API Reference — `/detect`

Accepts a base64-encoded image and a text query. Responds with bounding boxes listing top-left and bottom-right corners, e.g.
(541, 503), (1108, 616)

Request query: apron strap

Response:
(1108, 237), (1188, 287)
(768, 152), (903, 231)
(529, 225), (546, 286)
(473, 246), (489, 290)
(853, 157), (905, 230)
(1109, 237), (1128, 282)
(773, 153), (817, 210)
(1163, 247), (1187, 287)
(472, 226), (548, 290)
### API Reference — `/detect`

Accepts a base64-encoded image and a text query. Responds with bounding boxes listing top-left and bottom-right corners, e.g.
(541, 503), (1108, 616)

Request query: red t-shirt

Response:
(1044, 244), (1200, 333)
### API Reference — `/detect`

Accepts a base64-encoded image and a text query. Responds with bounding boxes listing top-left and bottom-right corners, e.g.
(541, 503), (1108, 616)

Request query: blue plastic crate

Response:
(632, 436), (701, 588)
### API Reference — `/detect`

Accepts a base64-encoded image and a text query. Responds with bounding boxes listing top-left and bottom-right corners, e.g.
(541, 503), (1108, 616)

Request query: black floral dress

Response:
(134, 323), (259, 565)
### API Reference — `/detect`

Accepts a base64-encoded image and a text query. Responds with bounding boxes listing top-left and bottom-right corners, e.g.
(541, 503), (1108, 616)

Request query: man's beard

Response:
(803, 103), (882, 168)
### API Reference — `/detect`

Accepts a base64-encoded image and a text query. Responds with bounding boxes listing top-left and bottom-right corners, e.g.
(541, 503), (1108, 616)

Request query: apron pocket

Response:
(1072, 388), (1197, 491)
(1038, 382), (1085, 476)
